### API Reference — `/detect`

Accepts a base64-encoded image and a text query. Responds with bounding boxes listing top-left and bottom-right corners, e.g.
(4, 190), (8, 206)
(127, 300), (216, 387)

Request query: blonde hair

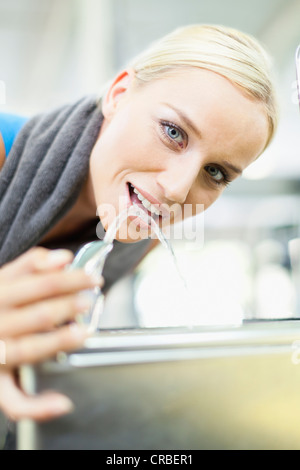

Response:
(129, 24), (278, 150)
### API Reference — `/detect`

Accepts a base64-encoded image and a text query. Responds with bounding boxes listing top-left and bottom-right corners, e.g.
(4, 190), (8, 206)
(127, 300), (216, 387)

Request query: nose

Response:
(156, 158), (199, 204)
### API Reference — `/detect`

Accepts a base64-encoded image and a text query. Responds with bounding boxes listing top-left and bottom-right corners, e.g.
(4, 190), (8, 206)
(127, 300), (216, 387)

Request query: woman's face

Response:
(88, 68), (269, 242)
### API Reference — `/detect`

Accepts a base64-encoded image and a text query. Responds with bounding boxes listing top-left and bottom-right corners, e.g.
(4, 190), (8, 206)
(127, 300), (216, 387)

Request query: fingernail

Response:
(88, 272), (103, 287)
(47, 250), (74, 268)
(69, 323), (90, 341)
(51, 396), (74, 415)
(75, 291), (95, 312)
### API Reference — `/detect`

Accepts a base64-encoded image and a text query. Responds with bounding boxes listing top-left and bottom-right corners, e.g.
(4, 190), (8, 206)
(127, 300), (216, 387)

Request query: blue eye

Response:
(167, 126), (182, 142)
(204, 165), (231, 187)
(159, 121), (186, 148)
(206, 165), (224, 181)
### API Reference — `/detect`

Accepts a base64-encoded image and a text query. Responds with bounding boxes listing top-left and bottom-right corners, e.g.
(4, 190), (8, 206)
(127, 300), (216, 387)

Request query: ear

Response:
(102, 68), (135, 120)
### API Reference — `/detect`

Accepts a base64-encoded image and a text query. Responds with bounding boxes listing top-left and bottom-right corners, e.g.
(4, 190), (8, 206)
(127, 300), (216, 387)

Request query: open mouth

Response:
(127, 183), (163, 222)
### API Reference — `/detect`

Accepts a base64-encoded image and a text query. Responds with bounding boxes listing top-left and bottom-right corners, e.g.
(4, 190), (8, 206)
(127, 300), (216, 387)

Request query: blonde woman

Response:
(0, 24), (278, 432)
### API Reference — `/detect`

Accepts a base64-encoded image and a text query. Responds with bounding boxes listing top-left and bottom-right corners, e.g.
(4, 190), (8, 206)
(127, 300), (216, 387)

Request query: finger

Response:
(0, 269), (102, 310)
(0, 248), (74, 281)
(0, 369), (74, 422)
(4, 323), (90, 368)
(4, 323), (89, 367)
(0, 291), (95, 338)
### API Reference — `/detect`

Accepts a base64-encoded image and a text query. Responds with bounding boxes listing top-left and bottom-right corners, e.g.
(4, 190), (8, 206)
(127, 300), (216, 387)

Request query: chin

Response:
(97, 215), (152, 244)
(114, 220), (153, 244)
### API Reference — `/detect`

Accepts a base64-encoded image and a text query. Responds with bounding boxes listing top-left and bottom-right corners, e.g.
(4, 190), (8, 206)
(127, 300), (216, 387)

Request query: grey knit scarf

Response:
(0, 96), (152, 291)
(0, 96), (103, 266)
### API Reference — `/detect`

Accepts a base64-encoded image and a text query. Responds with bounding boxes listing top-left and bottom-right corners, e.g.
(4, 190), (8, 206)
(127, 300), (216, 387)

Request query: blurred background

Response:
(0, 0), (300, 328)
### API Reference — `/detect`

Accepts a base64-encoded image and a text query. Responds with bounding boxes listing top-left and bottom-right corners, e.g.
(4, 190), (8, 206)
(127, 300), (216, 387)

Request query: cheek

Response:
(185, 182), (223, 215)
(92, 119), (155, 175)
(89, 143), (106, 193)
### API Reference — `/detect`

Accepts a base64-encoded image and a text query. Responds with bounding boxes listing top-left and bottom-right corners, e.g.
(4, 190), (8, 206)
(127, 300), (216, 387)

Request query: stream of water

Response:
(73, 204), (190, 331)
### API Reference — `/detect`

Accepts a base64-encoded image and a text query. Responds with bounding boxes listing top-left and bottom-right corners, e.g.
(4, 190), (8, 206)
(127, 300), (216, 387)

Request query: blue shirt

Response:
(0, 112), (28, 157)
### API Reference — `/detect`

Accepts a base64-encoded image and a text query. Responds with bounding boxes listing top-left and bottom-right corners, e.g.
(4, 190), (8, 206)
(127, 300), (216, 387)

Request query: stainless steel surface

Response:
(17, 321), (300, 450)
(296, 44), (300, 109)
(0, 412), (6, 449)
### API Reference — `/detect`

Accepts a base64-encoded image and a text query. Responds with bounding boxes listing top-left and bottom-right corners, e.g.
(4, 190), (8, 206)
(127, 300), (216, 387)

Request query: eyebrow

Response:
(221, 160), (243, 175)
(162, 102), (243, 176)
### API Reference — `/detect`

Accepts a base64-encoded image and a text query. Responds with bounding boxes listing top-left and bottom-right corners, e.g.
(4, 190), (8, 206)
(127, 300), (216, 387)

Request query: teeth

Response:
(132, 186), (161, 216)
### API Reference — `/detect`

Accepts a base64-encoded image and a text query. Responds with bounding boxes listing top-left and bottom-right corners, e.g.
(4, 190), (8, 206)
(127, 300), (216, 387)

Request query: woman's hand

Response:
(0, 247), (102, 422)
